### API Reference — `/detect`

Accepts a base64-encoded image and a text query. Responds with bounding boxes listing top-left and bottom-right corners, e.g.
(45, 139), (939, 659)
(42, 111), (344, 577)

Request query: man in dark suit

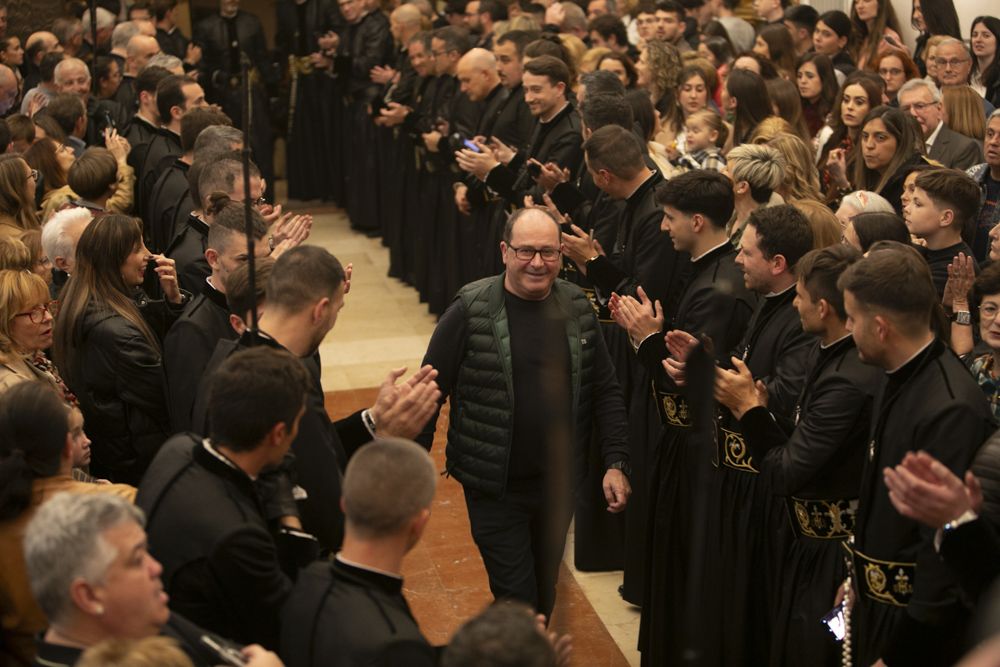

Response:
(281, 437), (438, 667)
(899, 78), (984, 171)
(138, 346), (319, 649)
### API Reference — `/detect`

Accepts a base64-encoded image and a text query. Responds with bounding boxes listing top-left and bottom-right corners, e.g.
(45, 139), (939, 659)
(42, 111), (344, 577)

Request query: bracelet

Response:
(361, 408), (377, 437)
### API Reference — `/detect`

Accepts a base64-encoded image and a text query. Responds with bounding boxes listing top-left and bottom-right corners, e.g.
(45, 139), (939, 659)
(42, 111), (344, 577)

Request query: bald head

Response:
(0, 65), (17, 114)
(27, 31), (59, 51)
(126, 34), (161, 74)
(457, 48), (500, 101)
(390, 3), (423, 42)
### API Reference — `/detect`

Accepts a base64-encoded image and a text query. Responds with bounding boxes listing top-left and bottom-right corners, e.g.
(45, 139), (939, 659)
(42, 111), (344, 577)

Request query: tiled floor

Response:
(301, 203), (641, 665)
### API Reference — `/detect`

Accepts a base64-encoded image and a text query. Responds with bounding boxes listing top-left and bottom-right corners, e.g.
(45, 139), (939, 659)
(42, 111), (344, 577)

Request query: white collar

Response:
(335, 553), (403, 581)
(691, 240), (730, 263)
(820, 332), (853, 350)
(925, 120), (944, 148)
(887, 337), (935, 374)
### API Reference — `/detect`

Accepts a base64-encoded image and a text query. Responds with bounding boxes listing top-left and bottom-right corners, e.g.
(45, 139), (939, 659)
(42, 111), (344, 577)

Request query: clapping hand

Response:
(609, 286), (662, 343)
(662, 330), (698, 386)
(370, 365), (441, 440)
(884, 450), (983, 529)
(714, 357), (766, 419)
(455, 139), (500, 180)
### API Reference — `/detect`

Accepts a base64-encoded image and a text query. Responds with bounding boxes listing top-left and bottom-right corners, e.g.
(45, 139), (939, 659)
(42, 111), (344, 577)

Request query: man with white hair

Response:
(898, 78), (983, 171)
(934, 37), (997, 115)
(55, 57), (130, 148)
(79, 7), (116, 61)
(41, 207), (93, 294)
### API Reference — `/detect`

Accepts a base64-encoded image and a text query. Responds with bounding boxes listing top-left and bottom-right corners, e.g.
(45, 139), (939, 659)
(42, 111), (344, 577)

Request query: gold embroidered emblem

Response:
(854, 550), (916, 607)
(656, 392), (692, 428)
(720, 427), (758, 473)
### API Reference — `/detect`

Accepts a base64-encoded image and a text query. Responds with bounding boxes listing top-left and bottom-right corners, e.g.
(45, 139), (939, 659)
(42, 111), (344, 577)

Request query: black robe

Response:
(85, 96), (129, 147)
(276, 0), (339, 201)
(138, 128), (183, 244)
(194, 10), (278, 195)
(163, 281), (236, 433)
(713, 284), (813, 666)
(148, 157), (191, 252)
(637, 242), (755, 664)
(739, 336), (880, 667)
(853, 339), (995, 666)
(165, 214), (210, 297)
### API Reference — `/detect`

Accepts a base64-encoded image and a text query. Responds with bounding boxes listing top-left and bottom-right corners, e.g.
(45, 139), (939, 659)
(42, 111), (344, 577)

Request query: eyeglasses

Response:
(507, 245), (561, 262)
(981, 304), (1000, 321)
(899, 101), (937, 113)
(878, 67), (903, 77)
(934, 57), (969, 69)
(28, 168), (38, 182)
(14, 301), (57, 324)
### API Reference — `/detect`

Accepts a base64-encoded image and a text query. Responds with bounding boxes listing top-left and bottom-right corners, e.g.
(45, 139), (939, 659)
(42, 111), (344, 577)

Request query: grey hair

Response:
(990, 108), (1000, 122)
(23, 493), (145, 624)
(41, 207), (93, 265)
(81, 7), (116, 33)
(898, 77), (941, 102)
(840, 190), (895, 215)
(54, 58), (90, 84)
(342, 438), (437, 539)
(936, 36), (971, 56)
(111, 21), (142, 51)
(193, 125), (243, 155)
(146, 53), (183, 72)
(728, 143), (786, 191)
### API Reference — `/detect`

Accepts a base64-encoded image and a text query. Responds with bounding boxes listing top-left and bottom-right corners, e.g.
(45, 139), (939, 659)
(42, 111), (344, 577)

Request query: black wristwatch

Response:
(608, 460), (631, 478)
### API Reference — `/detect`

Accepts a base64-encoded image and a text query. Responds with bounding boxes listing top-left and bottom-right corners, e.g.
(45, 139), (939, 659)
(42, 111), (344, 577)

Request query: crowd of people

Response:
(1, 0), (1000, 665)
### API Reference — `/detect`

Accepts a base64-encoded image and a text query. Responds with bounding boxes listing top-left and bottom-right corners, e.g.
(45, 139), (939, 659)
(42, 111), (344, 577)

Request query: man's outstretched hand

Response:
(370, 365), (441, 440)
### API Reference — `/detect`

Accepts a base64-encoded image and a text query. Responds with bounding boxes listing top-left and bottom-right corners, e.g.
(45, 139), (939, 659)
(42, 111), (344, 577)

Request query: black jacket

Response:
(85, 97), (130, 147)
(194, 11), (279, 99)
(334, 10), (394, 104)
(137, 435), (306, 650)
(739, 336), (880, 499)
(164, 283), (236, 433)
(148, 158), (192, 252)
(191, 331), (374, 552)
(855, 339), (995, 666)
(485, 101), (583, 205)
(280, 560), (436, 667)
(138, 129), (183, 229)
(61, 293), (183, 484)
(275, 0), (339, 61)
(157, 26), (191, 59)
(125, 113), (160, 150)
(165, 215), (211, 297)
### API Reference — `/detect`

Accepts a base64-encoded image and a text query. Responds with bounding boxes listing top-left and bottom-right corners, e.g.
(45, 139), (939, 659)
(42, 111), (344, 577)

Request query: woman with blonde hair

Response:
(767, 132), (824, 203)
(749, 117), (795, 144)
(0, 155), (40, 242)
(53, 215), (186, 484)
(941, 84), (987, 140)
(792, 198), (844, 248)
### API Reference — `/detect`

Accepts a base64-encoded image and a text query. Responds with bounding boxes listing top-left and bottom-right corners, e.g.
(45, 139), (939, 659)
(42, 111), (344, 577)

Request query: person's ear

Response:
(229, 313), (246, 334)
(205, 247), (220, 269)
(69, 577), (105, 618)
(53, 255), (71, 272)
(691, 213), (705, 233)
(500, 240), (508, 261)
(817, 298), (831, 321)
(771, 253), (788, 276)
(62, 431), (75, 463)
(312, 296), (331, 323)
(940, 208), (954, 229)
(708, 129), (719, 145)
(874, 314), (890, 342)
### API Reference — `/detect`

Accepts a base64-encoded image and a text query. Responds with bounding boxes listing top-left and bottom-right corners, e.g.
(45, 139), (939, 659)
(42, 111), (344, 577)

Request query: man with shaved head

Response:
(114, 34), (161, 111)
(0, 64), (17, 115)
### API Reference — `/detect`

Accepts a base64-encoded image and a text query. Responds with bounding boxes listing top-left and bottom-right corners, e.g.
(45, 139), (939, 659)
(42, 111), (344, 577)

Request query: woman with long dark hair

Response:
(0, 155), (39, 242)
(818, 71), (884, 203)
(53, 215), (187, 484)
(724, 68), (773, 146)
(766, 78), (811, 144)
(851, 0), (902, 70)
(911, 0), (961, 75)
(854, 105), (929, 213)
(597, 52), (638, 89)
(754, 23), (797, 80)
(813, 10), (857, 76)
(971, 16), (1000, 107)
(797, 53), (839, 138)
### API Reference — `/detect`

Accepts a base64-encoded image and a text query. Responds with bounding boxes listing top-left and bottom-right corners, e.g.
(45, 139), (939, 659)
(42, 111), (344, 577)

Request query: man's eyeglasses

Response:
(14, 301), (57, 324)
(899, 101), (937, 113)
(507, 245), (561, 262)
(934, 57), (969, 69)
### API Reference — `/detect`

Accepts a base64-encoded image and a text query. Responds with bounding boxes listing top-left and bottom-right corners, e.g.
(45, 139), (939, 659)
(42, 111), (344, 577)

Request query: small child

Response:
(674, 110), (728, 173)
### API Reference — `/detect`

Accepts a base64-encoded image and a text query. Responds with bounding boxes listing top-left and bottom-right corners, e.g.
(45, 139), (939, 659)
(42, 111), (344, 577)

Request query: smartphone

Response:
(200, 635), (247, 666)
(102, 109), (117, 131)
(821, 603), (846, 641)
(463, 139), (481, 153)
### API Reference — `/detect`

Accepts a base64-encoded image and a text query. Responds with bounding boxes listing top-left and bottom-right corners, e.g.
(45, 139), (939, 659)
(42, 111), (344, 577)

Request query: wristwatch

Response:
(608, 460), (632, 478)
(952, 310), (972, 326)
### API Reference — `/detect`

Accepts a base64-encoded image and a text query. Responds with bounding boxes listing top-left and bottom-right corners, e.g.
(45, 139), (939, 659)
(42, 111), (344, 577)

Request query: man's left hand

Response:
(455, 145), (499, 180)
(370, 365), (441, 439)
(714, 357), (766, 419)
(884, 450), (982, 529)
(560, 224), (603, 269)
(603, 468), (630, 513)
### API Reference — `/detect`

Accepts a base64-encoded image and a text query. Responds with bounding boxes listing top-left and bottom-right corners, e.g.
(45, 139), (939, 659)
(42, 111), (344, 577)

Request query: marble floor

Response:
(301, 203), (642, 665)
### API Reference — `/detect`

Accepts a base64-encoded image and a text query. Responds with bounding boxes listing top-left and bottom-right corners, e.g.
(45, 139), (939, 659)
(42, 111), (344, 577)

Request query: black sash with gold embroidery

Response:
(719, 425), (759, 473)
(851, 548), (916, 607)
(653, 388), (692, 428)
(787, 497), (857, 540)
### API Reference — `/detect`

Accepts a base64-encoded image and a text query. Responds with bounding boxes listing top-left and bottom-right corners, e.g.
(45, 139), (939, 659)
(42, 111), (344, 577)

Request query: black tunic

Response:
(280, 560), (436, 667)
(637, 242), (755, 665)
(739, 335), (881, 667)
(165, 214), (210, 297)
(853, 339), (995, 666)
(147, 157), (191, 252)
(138, 128), (183, 239)
(163, 281), (236, 433)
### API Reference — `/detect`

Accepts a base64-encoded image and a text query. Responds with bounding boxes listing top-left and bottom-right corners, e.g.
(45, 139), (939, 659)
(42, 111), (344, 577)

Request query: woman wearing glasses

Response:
(53, 215), (187, 485)
(0, 270), (70, 398)
(0, 154), (40, 243)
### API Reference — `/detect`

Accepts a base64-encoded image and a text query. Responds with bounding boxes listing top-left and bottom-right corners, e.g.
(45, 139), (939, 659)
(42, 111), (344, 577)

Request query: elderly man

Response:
(40, 206), (94, 297)
(23, 31), (62, 92)
(968, 109), (1000, 261)
(898, 78), (983, 171)
(116, 34), (161, 111)
(79, 7), (116, 61)
(934, 37), (997, 115)
(54, 57), (130, 147)
(419, 208), (631, 619)
(0, 64), (16, 115)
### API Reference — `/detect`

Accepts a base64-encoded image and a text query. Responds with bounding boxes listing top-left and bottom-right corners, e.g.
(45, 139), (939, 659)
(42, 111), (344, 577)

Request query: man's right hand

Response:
(662, 330), (698, 386)
(370, 365), (441, 440)
(609, 286), (662, 344)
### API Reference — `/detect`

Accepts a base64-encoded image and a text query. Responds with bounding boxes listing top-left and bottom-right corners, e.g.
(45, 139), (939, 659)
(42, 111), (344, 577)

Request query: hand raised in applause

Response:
(370, 365), (442, 440)
(714, 357), (767, 419)
(884, 450), (983, 530)
(609, 286), (662, 344)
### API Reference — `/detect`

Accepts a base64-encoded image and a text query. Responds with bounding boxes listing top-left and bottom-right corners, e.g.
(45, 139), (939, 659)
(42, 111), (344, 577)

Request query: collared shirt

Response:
(335, 554), (403, 581)
(887, 337), (935, 374)
(925, 120), (944, 152)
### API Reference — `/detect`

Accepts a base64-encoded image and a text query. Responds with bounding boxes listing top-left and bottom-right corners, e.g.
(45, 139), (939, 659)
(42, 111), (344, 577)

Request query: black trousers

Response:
(464, 480), (572, 619)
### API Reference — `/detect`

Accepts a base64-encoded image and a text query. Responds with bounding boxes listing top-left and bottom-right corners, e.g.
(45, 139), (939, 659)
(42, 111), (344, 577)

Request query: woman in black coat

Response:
(53, 214), (188, 484)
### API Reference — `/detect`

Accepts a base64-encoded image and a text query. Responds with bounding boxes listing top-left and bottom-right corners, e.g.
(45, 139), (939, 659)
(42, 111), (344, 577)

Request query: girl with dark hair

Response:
(766, 78), (811, 144)
(853, 105), (929, 213)
(698, 34), (735, 76)
(724, 68), (773, 146)
(796, 53), (838, 137)
(851, 0), (902, 70)
(911, 0), (962, 75)
(843, 210), (912, 251)
(872, 48), (920, 104)
(676, 64), (717, 153)
(818, 71), (884, 203)
(92, 56), (123, 100)
(0, 379), (135, 666)
(0, 35), (23, 96)
(596, 52), (638, 89)
(971, 16), (1000, 107)
(754, 23), (797, 80)
(813, 10), (857, 76)
(53, 215), (188, 484)
(731, 51), (780, 80)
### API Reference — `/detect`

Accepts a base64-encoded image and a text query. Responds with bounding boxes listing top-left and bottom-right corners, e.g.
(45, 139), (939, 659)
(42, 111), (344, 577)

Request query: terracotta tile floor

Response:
(325, 388), (631, 666)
